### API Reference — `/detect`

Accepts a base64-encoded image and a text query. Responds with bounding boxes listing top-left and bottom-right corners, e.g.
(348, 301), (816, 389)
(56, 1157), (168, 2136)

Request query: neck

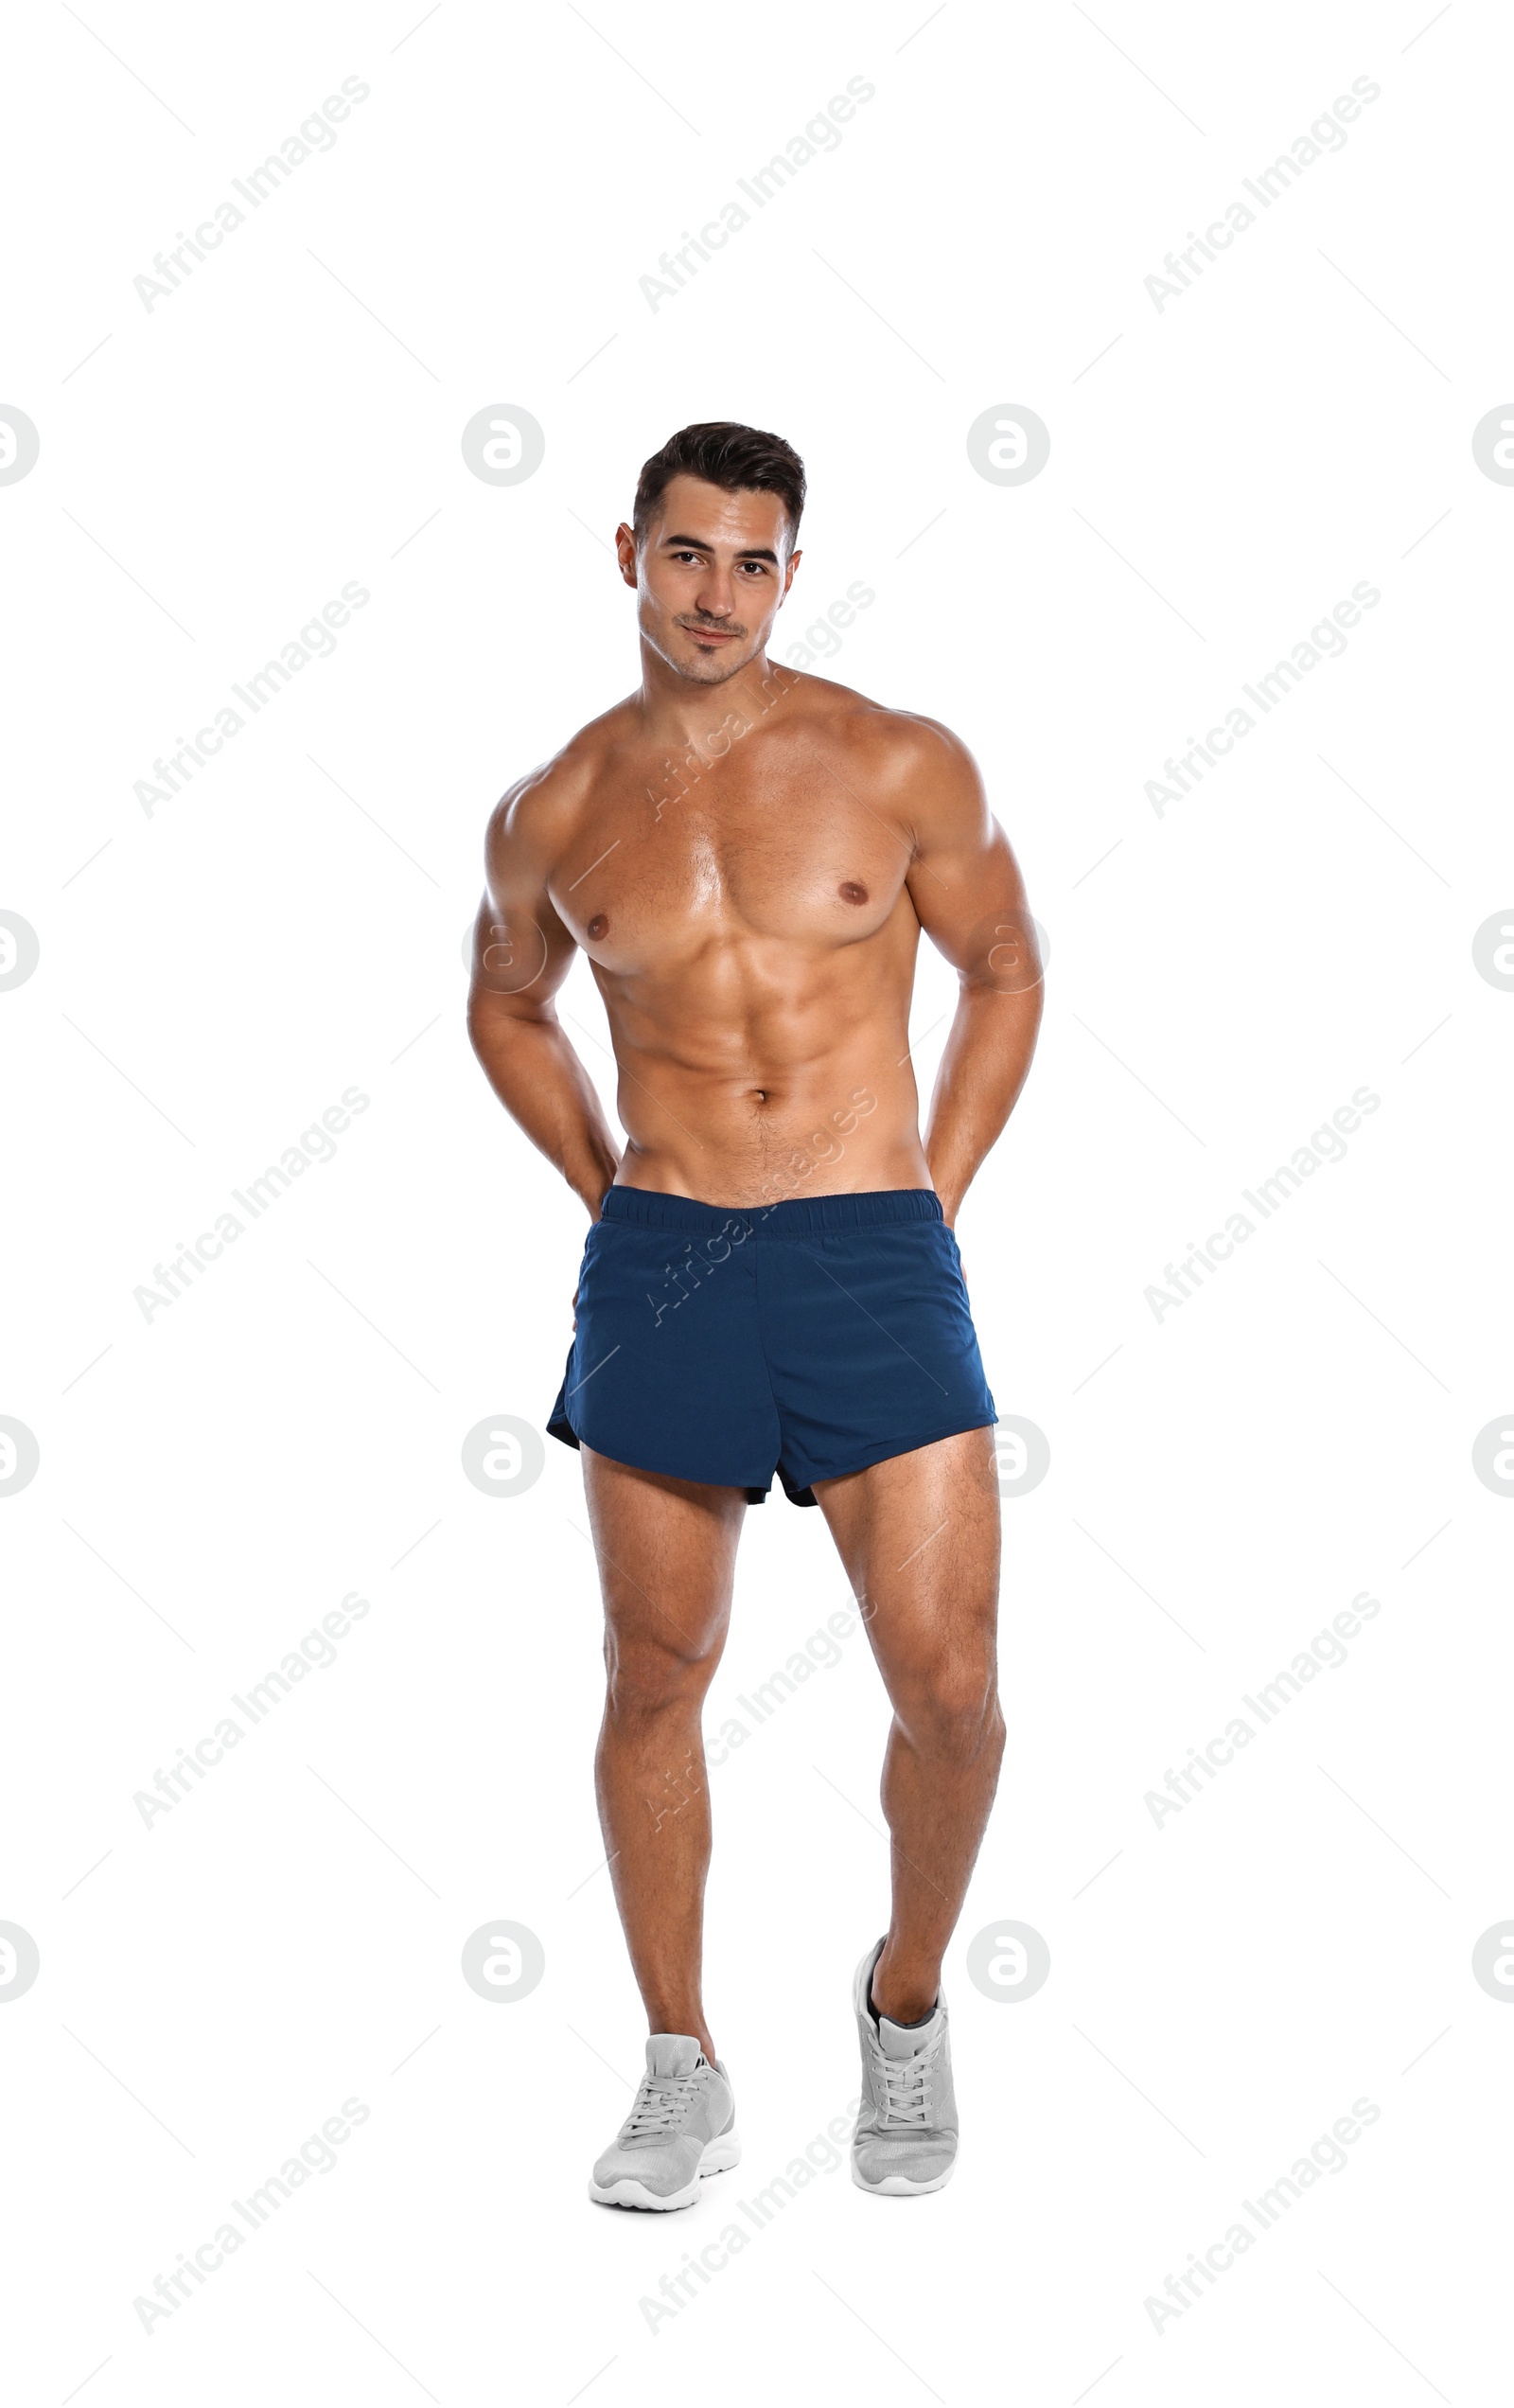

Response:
(636, 640), (790, 750)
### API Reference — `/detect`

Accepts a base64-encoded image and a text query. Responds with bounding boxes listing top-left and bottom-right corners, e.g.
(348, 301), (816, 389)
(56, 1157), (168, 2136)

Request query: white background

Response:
(3, 1), (1510, 2401)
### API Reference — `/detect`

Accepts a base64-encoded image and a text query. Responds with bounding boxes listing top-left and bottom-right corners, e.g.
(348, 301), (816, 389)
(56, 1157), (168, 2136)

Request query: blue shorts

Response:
(547, 1186), (996, 1506)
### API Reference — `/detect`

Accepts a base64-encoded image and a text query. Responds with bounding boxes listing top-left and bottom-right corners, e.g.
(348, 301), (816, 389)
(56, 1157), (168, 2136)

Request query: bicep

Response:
(904, 735), (1041, 994)
(469, 787), (578, 1015)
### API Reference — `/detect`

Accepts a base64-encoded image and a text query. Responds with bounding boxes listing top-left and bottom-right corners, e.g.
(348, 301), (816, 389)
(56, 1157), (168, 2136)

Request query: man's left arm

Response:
(902, 723), (1044, 1227)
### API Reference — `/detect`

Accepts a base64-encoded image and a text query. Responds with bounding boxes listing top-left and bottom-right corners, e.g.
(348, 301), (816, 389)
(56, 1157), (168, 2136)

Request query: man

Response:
(467, 421), (1042, 2206)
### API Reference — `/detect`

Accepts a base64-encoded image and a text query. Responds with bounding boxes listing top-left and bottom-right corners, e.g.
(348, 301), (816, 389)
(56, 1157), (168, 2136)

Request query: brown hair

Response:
(633, 420), (805, 547)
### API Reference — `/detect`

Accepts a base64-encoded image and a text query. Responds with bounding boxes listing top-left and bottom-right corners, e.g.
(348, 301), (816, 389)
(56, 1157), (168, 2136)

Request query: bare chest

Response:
(549, 749), (911, 968)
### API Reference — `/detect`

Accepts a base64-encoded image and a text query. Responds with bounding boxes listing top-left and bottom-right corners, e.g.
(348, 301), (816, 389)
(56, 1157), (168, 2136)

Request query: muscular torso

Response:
(478, 667), (1029, 1212)
(552, 682), (932, 1203)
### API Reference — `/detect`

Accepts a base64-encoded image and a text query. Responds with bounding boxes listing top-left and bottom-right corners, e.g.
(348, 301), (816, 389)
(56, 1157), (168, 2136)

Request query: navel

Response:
(587, 912), (608, 940)
(839, 880), (869, 905)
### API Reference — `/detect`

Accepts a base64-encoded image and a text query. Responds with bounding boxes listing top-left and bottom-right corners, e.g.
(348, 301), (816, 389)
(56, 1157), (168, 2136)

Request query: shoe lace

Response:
(872, 2030), (940, 2129)
(624, 2064), (704, 2139)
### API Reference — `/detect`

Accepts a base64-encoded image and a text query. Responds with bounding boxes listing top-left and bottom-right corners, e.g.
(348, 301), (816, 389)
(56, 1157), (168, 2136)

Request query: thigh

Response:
(582, 1444), (748, 1678)
(812, 1426), (1001, 1694)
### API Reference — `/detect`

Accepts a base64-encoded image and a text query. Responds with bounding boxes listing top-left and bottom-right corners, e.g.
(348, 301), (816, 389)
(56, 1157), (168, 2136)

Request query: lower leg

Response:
(870, 1689), (1006, 2022)
(596, 1687), (718, 2059)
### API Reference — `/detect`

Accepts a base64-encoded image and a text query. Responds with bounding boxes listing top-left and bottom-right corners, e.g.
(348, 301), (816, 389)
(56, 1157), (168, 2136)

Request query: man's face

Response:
(617, 474), (801, 685)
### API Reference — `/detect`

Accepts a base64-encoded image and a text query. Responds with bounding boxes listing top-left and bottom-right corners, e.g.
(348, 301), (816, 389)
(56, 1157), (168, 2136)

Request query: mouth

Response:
(680, 623), (743, 646)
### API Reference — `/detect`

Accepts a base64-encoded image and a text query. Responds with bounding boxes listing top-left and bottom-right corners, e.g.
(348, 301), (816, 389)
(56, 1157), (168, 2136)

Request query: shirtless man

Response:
(467, 421), (1042, 2206)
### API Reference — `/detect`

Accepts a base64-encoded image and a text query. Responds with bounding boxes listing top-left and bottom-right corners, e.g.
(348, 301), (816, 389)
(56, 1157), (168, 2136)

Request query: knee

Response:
(604, 1633), (717, 1721)
(897, 1659), (1004, 1763)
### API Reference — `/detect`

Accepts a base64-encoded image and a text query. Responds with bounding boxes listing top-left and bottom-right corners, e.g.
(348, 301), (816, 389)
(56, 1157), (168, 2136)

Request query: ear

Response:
(614, 521), (638, 590)
(781, 545), (802, 600)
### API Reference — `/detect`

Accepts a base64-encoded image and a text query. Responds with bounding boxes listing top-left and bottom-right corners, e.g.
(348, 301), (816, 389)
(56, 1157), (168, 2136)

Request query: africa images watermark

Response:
(642, 1594), (868, 1833)
(132, 584), (371, 819)
(1142, 1587), (1382, 1830)
(643, 662), (802, 823)
(1143, 582), (1382, 819)
(707, 1593), (869, 1767)
(640, 1089), (880, 1331)
(1143, 2097), (1382, 2336)
(132, 1589), (372, 1830)
(133, 1087), (370, 1322)
(1143, 76), (1382, 312)
(1144, 1085), (1381, 1322)
(132, 78), (371, 310)
(132, 2096), (371, 2336)
(640, 2097), (864, 2333)
(638, 75), (875, 310)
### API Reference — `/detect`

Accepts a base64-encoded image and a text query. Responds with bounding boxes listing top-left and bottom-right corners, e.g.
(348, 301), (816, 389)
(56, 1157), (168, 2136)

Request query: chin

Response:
(678, 643), (748, 683)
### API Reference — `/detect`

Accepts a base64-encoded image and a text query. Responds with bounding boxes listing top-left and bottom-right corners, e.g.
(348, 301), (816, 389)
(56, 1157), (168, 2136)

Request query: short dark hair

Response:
(633, 420), (805, 548)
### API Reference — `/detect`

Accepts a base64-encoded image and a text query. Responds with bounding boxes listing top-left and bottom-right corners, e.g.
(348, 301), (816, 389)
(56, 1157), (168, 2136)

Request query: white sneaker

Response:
(851, 1938), (959, 2195)
(589, 2033), (740, 2210)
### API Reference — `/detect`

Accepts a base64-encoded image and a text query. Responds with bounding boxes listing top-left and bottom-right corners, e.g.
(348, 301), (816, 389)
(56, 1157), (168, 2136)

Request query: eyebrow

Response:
(659, 532), (780, 564)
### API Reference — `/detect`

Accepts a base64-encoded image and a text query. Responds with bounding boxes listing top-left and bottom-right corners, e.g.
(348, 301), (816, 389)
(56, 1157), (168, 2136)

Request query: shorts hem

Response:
(785, 1412), (997, 1497)
(549, 1405), (777, 1500)
(549, 1407), (996, 1507)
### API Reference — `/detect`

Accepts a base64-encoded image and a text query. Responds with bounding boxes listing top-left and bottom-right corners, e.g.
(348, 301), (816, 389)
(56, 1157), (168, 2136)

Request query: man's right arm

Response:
(466, 770), (621, 1219)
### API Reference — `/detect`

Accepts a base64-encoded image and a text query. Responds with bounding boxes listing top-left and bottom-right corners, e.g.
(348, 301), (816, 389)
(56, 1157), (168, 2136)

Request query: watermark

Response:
(132, 1592), (372, 1829)
(707, 1596), (867, 1765)
(638, 79), (875, 311)
(0, 1416), (41, 1496)
(782, 578), (875, 670)
(0, 1921), (41, 2001)
(132, 80), (371, 311)
(0, 911), (39, 989)
(993, 1416), (1049, 1497)
(1144, 1086), (1381, 1323)
(643, 662), (801, 823)
(1144, 584), (1382, 817)
(965, 907), (1047, 993)
(640, 2097), (863, 2333)
(1471, 1921), (1514, 2001)
(132, 2097), (371, 2335)
(1470, 406), (1514, 485)
(460, 1415), (546, 1496)
(1143, 2097), (1381, 2336)
(639, 1090), (880, 1329)
(132, 586), (371, 818)
(0, 405), (40, 486)
(1144, 78), (1381, 313)
(1471, 1416), (1514, 1496)
(1471, 910), (1514, 989)
(461, 1921), (545, 2002)
(1143, 1590), (1382, 1829)
(461, 404), (544, 486)
(133, 1088), (371, 1323)
(966, 404), (1050, 486)
(965, 1920), (1050, 2001)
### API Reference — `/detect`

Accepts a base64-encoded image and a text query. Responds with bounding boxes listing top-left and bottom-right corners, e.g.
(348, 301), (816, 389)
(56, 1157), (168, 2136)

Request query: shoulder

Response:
(484, 696), (636, 870)
(783, 675), (987, 839)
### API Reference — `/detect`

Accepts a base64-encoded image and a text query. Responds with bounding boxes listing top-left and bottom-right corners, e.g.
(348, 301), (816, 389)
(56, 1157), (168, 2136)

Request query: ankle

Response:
(870, 1953), (939, 2027)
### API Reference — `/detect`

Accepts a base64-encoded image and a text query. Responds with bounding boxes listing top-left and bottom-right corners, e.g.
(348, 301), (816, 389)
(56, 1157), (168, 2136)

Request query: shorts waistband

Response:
(598, 1185), (943, 1239)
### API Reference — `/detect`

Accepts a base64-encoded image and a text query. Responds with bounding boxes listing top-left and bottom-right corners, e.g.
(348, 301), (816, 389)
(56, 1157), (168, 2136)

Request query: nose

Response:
(694, 567), (735, 619)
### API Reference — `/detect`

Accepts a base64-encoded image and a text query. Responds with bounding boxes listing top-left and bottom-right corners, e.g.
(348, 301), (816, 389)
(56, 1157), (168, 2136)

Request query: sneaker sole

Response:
(850, 2156), (957, 2197)
(588, 2130), (741, 2211)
